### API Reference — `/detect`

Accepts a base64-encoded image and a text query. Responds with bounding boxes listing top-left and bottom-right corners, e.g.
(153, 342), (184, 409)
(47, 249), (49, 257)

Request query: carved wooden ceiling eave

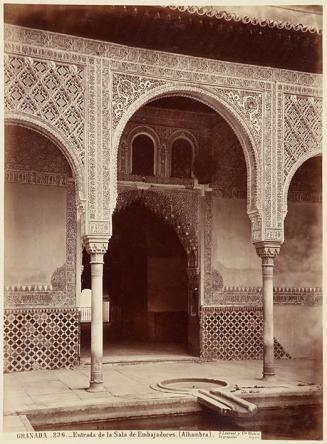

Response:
(4, 5), (322, 72)
(166, 6), (322, 34)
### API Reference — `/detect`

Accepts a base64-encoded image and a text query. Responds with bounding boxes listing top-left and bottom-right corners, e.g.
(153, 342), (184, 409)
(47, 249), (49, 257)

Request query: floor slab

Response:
(2, 357), (322, 433)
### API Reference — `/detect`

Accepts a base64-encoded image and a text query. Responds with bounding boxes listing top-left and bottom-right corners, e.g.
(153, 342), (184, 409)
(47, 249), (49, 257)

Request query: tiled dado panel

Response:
(200, 306), (291, 360)
(4, 308), (80, 372)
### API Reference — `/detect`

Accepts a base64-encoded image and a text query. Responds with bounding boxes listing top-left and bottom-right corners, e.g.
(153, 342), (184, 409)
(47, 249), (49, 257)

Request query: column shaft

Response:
(262, 257), (275, 378)
(255, 242), (280, 381)
(89, 252), (104, 391)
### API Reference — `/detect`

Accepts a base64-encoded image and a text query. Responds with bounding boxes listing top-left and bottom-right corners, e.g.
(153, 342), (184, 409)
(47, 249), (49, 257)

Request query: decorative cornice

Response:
(168, 6), (322, 34)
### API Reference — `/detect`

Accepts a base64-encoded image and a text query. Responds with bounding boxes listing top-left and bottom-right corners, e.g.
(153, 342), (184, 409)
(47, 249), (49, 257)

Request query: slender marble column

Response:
(255, 242), (280, 380)
(84, 237), (109, 392)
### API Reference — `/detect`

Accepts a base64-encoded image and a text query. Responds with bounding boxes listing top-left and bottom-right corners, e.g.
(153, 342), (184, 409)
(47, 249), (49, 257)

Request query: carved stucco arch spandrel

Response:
(111, 78), (263, 242)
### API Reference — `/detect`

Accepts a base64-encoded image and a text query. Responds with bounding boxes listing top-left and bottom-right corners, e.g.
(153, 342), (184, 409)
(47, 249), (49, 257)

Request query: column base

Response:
(261, 372), (276, 382)
(263, 363), (275, 376)
(87, 381), (105, 392)
(262, 374), (275, 380)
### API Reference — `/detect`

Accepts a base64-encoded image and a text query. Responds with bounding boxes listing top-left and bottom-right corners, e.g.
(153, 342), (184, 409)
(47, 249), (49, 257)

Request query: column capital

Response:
(255, 241), (281, 260)
(83, 235), (109, 255)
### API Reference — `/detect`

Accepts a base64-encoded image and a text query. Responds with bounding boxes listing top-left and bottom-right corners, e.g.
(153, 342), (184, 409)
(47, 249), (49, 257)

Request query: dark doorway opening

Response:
(81, 200), (190, 360)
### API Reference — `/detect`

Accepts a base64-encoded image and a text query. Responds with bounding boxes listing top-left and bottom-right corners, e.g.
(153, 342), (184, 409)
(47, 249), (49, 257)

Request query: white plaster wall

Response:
(274, 305), (322, 359)
(211, 196), (262, 287)
(275, 201), (322, 287)
(5, 182), (66, 286)
(211, 197), (322, 289)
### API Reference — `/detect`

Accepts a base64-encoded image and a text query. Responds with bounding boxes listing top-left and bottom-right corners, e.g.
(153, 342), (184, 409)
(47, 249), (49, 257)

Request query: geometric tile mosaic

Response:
(4, 308), (80, 373)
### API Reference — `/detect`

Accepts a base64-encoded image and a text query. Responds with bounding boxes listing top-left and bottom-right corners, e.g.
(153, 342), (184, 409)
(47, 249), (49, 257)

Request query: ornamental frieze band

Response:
(4, 24), (322, 88)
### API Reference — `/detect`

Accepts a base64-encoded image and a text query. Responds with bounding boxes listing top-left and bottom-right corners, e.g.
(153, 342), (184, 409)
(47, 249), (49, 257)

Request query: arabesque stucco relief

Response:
(4, 24), (322, 244)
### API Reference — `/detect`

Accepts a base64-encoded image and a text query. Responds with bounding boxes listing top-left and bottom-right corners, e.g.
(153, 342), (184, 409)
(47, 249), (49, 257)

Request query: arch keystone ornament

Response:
(83, 235), (110, 392)
(255, 241), (281, 380)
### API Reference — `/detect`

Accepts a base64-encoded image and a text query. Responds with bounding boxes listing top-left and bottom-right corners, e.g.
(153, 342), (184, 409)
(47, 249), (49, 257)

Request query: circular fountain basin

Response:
(153, 377), (228, 394)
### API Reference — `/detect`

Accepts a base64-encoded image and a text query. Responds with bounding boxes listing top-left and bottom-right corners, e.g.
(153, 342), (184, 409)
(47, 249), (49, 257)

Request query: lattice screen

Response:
(4, 308), (80, 372)
(200, 306), (291, 360)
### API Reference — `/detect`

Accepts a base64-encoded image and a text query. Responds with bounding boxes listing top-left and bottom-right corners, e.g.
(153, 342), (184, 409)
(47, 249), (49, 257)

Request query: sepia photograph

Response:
(2, 1), (323, 441)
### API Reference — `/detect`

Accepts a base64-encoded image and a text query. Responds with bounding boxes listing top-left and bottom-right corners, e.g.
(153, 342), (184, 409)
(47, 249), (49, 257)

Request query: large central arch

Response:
(111, 83), (261, 226)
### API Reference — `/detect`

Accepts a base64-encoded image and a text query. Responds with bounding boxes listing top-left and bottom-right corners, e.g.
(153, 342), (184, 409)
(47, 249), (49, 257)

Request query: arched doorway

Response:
(81, 199), (192, 359)
(108, 200), (188, 343)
